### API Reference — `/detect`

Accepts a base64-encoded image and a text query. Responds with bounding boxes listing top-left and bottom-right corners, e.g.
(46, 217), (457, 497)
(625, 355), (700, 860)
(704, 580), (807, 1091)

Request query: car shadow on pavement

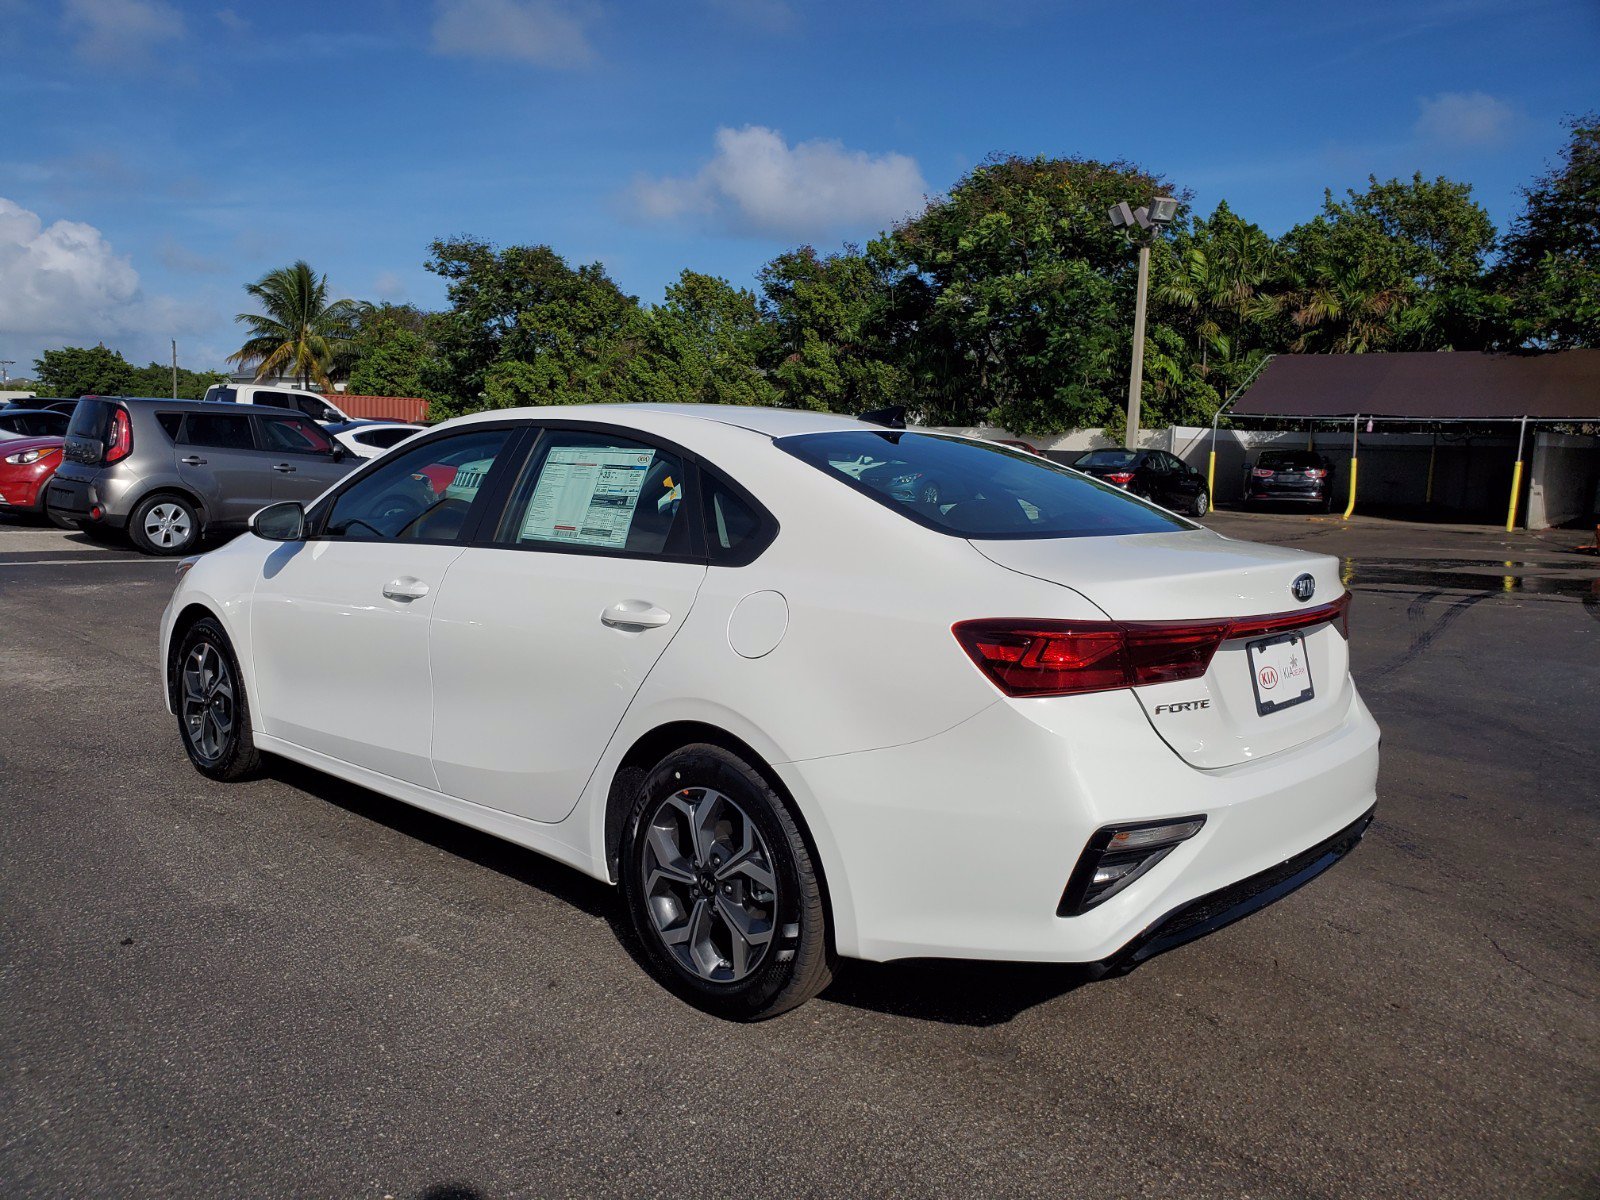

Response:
(267, 759), (618, 926)
(821, 958), (1096, 1026)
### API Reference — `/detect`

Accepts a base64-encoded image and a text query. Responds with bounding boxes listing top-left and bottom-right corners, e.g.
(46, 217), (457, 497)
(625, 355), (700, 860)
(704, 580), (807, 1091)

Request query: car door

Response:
(252, 411), (356, 503)
(174, 411), (278, 525)
(1159, 452), (1202, 508)
(428, 425), (708, 822)
(248, 424), (521, 788)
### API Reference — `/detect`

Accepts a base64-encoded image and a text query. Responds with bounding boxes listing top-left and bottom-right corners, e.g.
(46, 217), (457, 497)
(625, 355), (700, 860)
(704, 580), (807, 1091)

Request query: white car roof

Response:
(450, 403), (882, 440)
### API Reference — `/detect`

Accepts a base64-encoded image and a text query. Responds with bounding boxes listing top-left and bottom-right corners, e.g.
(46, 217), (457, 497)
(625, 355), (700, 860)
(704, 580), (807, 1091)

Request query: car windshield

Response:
(778, 431), (1192, 539)
(1073, 449), (1140, 469)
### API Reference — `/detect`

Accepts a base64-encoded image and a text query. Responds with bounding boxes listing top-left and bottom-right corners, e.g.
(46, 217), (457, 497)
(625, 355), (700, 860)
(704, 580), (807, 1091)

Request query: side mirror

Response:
(251, 501), (306, 542)
(329, 444), (347, 462)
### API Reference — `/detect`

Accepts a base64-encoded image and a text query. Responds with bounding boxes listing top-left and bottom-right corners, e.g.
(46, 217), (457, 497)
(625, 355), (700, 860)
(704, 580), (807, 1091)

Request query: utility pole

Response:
(0, 360), (14, 388)
(171, 340), (179, 399)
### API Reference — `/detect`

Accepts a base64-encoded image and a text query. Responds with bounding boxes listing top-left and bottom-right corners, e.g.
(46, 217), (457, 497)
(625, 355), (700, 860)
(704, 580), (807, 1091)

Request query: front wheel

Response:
(175, 618), (261, 781)
(621, 744), (833, 1020)
(1189, 489), (1210, 518)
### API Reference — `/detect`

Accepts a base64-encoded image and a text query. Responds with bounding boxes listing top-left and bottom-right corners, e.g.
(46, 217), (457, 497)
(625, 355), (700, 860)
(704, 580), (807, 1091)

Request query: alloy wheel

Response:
(144, 502), (194, 549)
(181, 641), (235, 763)
(639, 787), (778, 983)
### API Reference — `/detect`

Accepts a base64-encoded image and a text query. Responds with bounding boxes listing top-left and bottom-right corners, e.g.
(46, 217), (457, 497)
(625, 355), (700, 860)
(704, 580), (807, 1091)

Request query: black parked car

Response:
(1244, 450), (1337, 510)
(0, 410), (70, 440)
(1071, 448), (1210, 517)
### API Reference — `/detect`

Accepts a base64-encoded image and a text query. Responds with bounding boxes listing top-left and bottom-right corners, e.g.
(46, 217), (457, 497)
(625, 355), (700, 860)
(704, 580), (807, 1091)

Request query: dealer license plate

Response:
(1247, 631), (1314, 715)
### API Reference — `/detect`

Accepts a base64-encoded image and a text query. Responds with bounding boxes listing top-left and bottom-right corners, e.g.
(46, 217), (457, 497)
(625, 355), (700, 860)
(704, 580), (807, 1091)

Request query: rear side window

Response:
(67, 399), (112, 440)
(357, 426), (417, 450)
(780, 431), (1192, 540)
(181, 413), (255, 450)
(257, 414), (334, 454)
(156, 413), (183, 439)
(700, 469), (773, 565)
(495, 430), (689, 558)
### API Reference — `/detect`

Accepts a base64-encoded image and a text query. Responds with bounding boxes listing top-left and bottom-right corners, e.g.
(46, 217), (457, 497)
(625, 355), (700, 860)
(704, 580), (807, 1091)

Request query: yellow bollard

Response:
(1207, 448), (1216, 498)
(1505, 459), (1524, 531)
(1342, 458), (1358, 519)
(1425, 441), (1436, 504)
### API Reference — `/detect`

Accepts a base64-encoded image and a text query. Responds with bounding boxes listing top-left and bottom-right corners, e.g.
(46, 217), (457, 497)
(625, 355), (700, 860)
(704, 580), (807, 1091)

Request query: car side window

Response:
(495, 429), (689, 558)
(257, 414), (335, 455)
(700, 469), (774, 565)
(181, 413), (255, 450)
(322, 428), (512, 543)
(156, 413), (182, 439)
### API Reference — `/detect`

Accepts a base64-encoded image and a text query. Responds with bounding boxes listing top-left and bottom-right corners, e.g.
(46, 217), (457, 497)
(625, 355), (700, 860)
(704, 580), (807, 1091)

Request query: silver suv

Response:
(47, 397), (360, 555)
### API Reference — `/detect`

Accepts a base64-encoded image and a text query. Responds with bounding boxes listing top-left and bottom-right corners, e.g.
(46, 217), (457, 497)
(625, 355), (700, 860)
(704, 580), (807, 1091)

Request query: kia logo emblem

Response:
(1291, 573), (1316, 602)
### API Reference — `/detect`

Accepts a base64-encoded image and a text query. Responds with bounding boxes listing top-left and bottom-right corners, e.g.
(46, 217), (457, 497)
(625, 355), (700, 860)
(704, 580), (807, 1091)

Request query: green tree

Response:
(342, 303), (443, 398)
(758, 245), (908, 414)
(1498, 113), (1600, 348)
(425, 238), (646, 415)
(887, 155), (1181, 434)
(227, 261), (364, 389)
(635, 270), (781, 407)
(126, 362), (229, 399)
(32, 344), (135, 398)
(1279, 174), (1505, 352)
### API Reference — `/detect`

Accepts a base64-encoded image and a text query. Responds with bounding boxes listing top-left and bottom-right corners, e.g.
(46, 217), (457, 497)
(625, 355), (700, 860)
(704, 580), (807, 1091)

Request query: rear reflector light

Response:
(105, 408), (133, 464)
(1104, 472), (1136, 485)
(1059, 817), (1206, 915)
(953, 594), (1349, 698)
(1251, 468), (1275, 477)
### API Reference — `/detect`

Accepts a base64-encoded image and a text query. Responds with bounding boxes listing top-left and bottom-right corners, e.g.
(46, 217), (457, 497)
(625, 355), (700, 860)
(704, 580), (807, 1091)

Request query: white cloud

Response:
(704, 0), (795, 33)
(431, 0), (595, 67)
(0, 197), (211, 367)
(63, 0), (184, 65)
(630, 125), (928, 239)
(1414, 91), (1514, 148)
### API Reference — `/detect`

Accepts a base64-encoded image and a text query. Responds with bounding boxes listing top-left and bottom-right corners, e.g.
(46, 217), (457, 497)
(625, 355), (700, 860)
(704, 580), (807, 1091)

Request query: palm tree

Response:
(227, 261), (364, 389)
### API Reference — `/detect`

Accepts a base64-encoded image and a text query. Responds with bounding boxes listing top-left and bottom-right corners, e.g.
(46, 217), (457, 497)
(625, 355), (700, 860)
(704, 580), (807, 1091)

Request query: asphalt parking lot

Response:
(2, 510), (1596, 1199)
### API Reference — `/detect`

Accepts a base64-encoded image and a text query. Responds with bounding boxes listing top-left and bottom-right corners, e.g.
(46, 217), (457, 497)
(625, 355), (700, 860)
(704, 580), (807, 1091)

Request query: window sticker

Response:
(518, 445), (656, 549)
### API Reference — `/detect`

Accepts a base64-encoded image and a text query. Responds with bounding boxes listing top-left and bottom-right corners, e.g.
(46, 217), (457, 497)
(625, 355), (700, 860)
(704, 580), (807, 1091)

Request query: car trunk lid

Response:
(971, 530), (1352, 768)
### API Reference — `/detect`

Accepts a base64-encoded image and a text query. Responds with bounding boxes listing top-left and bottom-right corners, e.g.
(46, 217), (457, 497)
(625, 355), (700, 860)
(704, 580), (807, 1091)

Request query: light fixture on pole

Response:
(1108, 196), (1178, 449)
(0, 360), (13, 387)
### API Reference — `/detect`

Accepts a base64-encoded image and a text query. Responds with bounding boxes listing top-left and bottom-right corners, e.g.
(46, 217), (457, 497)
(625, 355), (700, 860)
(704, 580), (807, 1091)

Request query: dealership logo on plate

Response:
(1291, 573), (1316, 602)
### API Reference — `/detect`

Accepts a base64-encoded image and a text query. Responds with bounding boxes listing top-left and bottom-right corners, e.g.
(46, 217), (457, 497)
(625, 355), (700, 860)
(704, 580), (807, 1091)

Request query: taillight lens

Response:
(953, 594), (1349, 698)
(1304, 468), (1327, 479)
(1104, 471), (1136, 486)
(1251, 467), (1275, 477)
(105, 408), (133, 464)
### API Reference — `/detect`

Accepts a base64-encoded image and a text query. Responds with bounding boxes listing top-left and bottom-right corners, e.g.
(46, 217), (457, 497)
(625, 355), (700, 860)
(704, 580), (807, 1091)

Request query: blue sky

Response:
(1, 0), (1596, 376)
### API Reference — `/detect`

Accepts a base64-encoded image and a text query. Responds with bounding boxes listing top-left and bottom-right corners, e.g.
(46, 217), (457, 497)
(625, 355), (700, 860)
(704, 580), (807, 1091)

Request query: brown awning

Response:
(1233, 350), (1600, 420)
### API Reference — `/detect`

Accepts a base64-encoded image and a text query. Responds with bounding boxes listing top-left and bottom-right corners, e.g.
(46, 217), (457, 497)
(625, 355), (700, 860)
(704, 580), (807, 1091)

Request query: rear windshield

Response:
(778, 431), (1192, 539)
(1257, 451), (1325, 468)
(1073, 449), (1140, 469)
(66, 399), (113, 441)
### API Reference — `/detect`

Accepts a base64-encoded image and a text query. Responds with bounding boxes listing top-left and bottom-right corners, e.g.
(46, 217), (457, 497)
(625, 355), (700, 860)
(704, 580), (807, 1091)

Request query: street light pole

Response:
(1126, 241), (1151, 448)
(1108, 196), (1178, 451)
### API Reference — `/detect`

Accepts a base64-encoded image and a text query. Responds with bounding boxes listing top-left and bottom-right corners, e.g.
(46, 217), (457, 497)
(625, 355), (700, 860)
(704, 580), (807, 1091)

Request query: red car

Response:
(0, 436), (66, 516)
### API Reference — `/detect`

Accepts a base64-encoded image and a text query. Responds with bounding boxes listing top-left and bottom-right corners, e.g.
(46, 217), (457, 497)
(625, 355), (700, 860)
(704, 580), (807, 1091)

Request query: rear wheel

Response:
(130, 493), (200, 556)
(175, 618), (261, 781)
(621, 744), (833, 1020)
(1190, 489), (1210, 518)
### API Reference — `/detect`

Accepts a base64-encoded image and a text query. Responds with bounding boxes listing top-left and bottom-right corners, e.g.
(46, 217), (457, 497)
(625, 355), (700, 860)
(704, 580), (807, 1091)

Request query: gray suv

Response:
(47, 397), (360, 555)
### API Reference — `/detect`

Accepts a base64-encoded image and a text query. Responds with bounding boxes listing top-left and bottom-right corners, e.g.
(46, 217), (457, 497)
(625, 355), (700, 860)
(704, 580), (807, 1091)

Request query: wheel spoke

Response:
(689, 791), (722, 864)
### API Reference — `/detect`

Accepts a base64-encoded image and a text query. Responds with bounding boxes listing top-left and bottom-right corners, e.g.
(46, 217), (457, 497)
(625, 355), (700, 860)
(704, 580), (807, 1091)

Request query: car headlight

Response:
(4, 446), (59, 465)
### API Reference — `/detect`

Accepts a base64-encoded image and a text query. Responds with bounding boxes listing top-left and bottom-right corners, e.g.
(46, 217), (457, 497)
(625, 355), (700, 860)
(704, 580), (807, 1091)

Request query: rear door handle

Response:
(273, 463), (296, 473)
(180, 455), (206, 465)
(601, 600), (672, 629)
(382, 577), (431, 601)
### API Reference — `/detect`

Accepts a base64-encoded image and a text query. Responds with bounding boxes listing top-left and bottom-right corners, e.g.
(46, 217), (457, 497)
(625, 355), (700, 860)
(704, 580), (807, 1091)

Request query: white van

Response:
(202, 383), (351, 425)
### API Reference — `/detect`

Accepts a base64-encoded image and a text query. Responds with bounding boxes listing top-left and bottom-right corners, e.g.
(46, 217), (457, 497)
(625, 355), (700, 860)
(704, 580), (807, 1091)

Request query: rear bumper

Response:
(45, 475), (129, 528)
(1095, 806), (1373, 976)
(779, 686), (1380, 964)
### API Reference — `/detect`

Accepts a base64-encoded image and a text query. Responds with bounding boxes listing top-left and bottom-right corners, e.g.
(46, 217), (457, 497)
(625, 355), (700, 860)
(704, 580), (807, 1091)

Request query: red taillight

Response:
(953, 594), (1350, 698)
(105, 408), (133, 464)
(1304, 468), (1327, 479)
(1251, 467), (1275, 478)
(1104, 472), (1136, 486)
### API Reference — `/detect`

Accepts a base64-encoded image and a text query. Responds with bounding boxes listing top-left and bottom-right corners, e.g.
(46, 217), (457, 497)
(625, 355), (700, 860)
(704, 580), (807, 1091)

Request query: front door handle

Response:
(273, 463), (297, 473)
(601, 600), (672, 629)
(382, 577), (431, 601)
(180, 455), (206, 465)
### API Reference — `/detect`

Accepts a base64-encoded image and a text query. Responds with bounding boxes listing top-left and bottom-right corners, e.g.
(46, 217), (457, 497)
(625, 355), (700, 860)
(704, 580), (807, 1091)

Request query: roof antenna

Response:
(858, 405), (906, 429)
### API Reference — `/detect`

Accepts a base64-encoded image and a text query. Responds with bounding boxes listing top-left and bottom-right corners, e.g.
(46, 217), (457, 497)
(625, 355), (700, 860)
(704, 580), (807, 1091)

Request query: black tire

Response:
(129, 493), (201, 556)
(620, 744), (833, 1020)
(174, 617), (261, 781)
(1190, 489), (1210, 518)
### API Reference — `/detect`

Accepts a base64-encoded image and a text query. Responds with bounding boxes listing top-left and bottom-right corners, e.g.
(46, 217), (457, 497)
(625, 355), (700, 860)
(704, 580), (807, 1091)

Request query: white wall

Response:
(1528, 433), (1600, 529)
(1, 390), (38, 403)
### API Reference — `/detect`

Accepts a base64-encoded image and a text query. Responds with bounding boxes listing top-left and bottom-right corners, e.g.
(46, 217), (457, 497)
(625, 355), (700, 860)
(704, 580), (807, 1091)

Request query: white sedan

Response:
(160, 405), (1379, 1019)
(325, 419), (427, 460)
